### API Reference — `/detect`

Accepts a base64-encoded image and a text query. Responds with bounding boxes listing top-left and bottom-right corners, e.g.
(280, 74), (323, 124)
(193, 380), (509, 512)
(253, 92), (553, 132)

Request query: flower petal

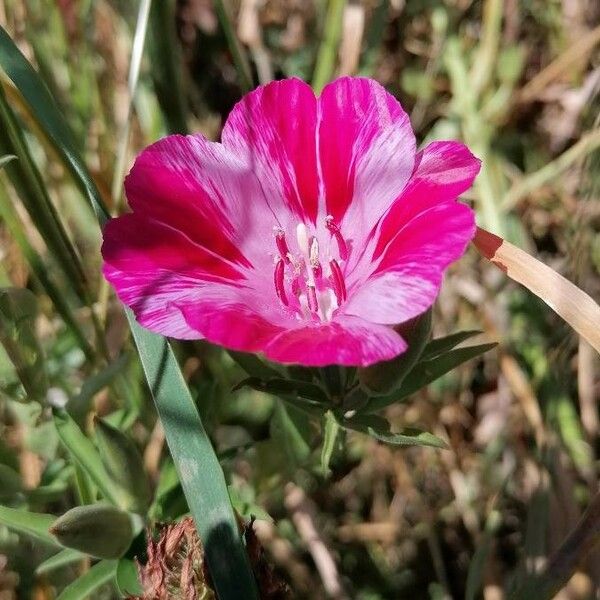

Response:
(318, 77), (416, 239)
(342, 202), (475, 324)
(123, 134), (279, 272)
(102, 213), (246, 339)
(221, 78), (319, 223)
(263, 315), (407, 367)
(374, 140), (481, 255)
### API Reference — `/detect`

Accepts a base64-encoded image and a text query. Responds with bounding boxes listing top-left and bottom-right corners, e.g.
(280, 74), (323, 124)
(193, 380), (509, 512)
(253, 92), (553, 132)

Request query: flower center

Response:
(272, 217), (348, 322)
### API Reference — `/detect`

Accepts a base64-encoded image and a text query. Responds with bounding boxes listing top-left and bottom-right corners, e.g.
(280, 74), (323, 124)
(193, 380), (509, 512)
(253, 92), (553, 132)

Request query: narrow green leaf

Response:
(0, 464), (22, 500)
(148, 0), (188, 134)
(0, 504), (60, 546)
(55, 559), (117, 600)
(0, 84), (89, 301)
(213, 0), (253, 91)
(359, 309), (432, 396)
(35, 548), (84, 576)
(343, 415), (447, 449)
(363, 343), (497, 414)
(0, 25), (109, 224)
(320, 410), (340, 476)
(53, 408), (124, 507)
(94, 416), (152, 513)
(312, 0), (347, 93)
(0, 182), (96, 360)
(270, 401), (312, 468)
(0, 287), (47, 400)
(235, 376), (328, 403)
(228, 350), (282, 381)
(0, 153), (16, 169)
(127, 313), (259, 599)
(420, 330), (483, 361)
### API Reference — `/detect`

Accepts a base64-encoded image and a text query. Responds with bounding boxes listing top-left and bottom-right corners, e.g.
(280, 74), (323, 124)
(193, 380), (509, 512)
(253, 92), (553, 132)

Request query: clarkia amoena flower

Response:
(102, 77), (480, 367)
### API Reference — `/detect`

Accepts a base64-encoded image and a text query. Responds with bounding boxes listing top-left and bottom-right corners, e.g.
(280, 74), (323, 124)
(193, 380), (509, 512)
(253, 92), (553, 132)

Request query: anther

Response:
(274, 228), (290, 262)
(329, 259), (347, 305)
(274, 259), (288, 306)
(306, 284), (319, 314)
(325, 216), (348, 261)
(309, 237), (322, 279)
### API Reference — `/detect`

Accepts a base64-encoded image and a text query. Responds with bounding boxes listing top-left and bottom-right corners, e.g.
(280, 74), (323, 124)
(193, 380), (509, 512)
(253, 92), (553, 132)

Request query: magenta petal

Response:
(342, 202), (475, 324)
(179, 298), (285, 354)
(318, 77), (415, 238)
(375, 141), (481, 255)
(221, 78), (319, 223)
(264, 315), (407, 367)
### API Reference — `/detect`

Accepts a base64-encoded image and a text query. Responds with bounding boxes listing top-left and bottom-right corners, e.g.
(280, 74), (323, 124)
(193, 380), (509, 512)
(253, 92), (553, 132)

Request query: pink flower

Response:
(102, 77), (480, 367)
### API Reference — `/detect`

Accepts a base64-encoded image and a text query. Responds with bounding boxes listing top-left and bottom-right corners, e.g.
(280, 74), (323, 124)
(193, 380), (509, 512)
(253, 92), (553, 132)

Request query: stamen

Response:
(309, 237), (322, 279)
(329, 259), (347, 304)
(296, 223), (310, 256)
(306, 284), (319, 314)
(274, 228), (290, 262)
(274, 259), (288, 306)
(325, 216), (348, 261)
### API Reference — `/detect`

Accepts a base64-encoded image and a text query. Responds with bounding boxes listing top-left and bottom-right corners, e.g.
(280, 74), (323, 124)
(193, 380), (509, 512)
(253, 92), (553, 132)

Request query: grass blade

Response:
(473, 227), (600, 353)
(127, 312), (259, 599)
(36, 548), (84, 576)
(312, 0), (347, 93)
(0, 505), (60, 547)
(53, 408), (125, 508)
(0, 25), (109, 224)
(148, 0), (188, 134)
(55, 560), (117, 600)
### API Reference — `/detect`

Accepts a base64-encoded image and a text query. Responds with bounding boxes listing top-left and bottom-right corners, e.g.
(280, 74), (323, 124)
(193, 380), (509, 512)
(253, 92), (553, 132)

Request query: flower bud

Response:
(49, 503), (133, 559)
(358, 308), (432, 396)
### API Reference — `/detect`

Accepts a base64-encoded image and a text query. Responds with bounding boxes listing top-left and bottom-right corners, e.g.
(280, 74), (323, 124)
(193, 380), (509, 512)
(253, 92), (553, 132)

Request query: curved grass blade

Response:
(0, 504), (60, 547)
(55, 559), (117, 600)
(53, 408), (125, 508)
(473, 227), (600, 353)
(36, 548), (84, 576)
(0, 153), (16, 168)
(0, 84), (90, 301)
(0, 25), (109, 224)
(0, 183), (94, 358)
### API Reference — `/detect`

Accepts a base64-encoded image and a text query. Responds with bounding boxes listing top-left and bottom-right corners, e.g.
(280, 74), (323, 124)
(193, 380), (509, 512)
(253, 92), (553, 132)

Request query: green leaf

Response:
(52, 408), (125, 507)
(93, 416), (152, 513)
(320, 410), (340, 476)
(55, 559), (117, 600)
(115, 557), (143, 596)
(0, 287), (47, 400)
(127, 313), (259, 599)
(35, 548), (84, 576)
(148, 0), (188, 134)
(363, 343), (497, 414)
(465, 510), (501, 600)
(343, 415), (447, 449)
(0, 153), (16, 169)
(359, 309), (432, 396)
(228, 350), (282, 381)
(420, 330), (483, 361)
(234, 376), (328, 403)
(0, 25), (109, 224)
(270, 401), (312, 468)
(0, 464), (23, 501)
(0, 504), (60, 547)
